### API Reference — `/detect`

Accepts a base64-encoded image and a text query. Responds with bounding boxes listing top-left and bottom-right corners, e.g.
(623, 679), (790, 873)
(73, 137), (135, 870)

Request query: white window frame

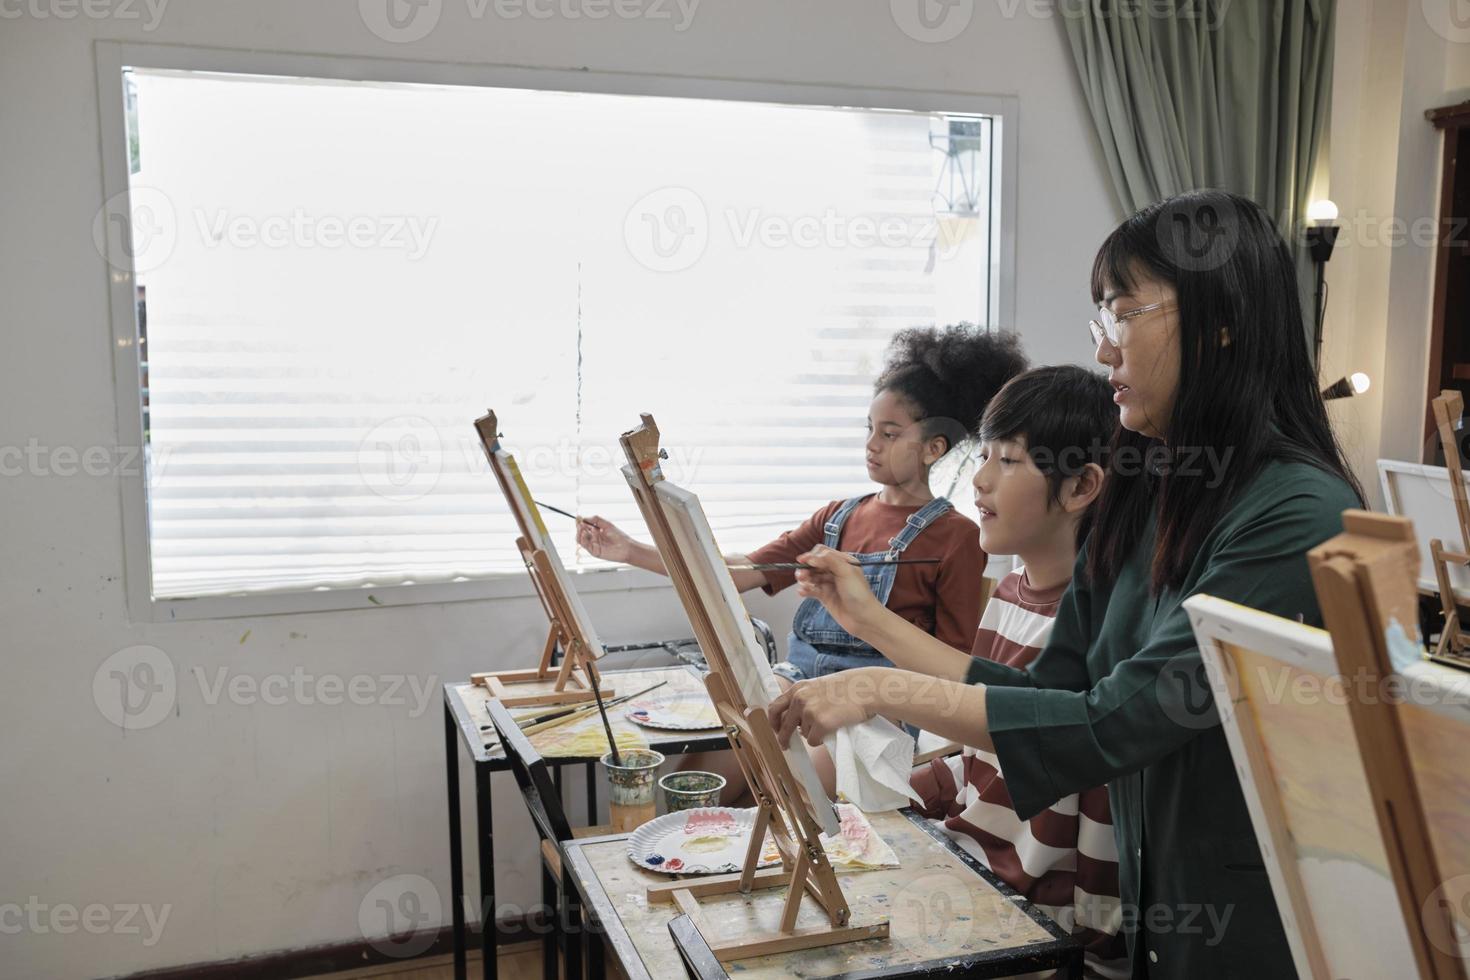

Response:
(95, 40), (1019, 623)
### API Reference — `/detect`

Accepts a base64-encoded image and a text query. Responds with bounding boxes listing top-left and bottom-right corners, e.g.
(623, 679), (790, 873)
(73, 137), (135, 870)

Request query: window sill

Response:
(140, 565), (673, 624)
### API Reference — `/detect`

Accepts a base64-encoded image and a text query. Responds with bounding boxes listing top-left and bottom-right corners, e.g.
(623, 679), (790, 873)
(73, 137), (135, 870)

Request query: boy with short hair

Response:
(779, 365), (1125, 976)
(908, 365), (1126, 978)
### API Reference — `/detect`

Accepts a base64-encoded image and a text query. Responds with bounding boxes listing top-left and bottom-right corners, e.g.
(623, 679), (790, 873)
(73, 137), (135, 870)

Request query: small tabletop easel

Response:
(618, 413), (887, 963)
(1429, 390), (1470, 663)
(471, 410), (611, 708)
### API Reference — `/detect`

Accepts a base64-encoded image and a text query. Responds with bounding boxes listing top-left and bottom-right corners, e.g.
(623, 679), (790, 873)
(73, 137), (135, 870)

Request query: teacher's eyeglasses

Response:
(1088, 301), (1175, 348)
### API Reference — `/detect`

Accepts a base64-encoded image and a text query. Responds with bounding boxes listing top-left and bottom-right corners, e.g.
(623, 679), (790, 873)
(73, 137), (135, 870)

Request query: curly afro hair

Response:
(874, 323), (1029, 455)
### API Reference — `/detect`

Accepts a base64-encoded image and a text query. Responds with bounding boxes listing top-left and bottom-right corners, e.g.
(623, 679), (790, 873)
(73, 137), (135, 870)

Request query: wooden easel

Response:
(470, 410), (610, 708)
(1309, 511), (1467, 979)
(1429, 390), (1470, 662)
(619, 413), (888, 962)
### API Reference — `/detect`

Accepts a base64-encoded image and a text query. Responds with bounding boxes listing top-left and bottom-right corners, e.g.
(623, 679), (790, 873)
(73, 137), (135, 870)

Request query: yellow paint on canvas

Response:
(504, 454), (549, 540)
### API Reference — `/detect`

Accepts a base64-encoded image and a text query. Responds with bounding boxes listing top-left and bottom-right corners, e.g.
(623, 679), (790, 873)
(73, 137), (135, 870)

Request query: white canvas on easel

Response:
(647, 477), (840, 837)
(1378, 459), (1470, 601)
(619, 413), (884, 962)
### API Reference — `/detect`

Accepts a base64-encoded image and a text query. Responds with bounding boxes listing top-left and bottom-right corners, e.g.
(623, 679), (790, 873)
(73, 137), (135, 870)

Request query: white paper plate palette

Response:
(623, 692), (721, 731)
(626, 807), (780, 874)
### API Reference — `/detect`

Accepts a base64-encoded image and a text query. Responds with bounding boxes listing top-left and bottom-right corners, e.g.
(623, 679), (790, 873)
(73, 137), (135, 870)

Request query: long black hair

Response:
(1084, 189), (1364, 593)
(875, 323), (1028, 456)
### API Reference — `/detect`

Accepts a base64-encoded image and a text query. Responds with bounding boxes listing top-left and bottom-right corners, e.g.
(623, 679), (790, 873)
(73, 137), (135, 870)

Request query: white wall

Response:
(0, 3), (1117, 977)
(1324, 0), (1470, 503)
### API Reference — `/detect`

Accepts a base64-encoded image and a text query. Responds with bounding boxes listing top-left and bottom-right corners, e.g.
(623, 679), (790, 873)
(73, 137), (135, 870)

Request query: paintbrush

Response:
(512, 679), (667, 727)
(519, 694), (630, 736)
(533, 499), (584, 522)
(583, 665), (622, 766)
(727, 557), (942, 571)
(521, 705), (607, 736)
(515, 673), (647, 746)
(519, 702), (597, 736)
(514, 690), (638, 729)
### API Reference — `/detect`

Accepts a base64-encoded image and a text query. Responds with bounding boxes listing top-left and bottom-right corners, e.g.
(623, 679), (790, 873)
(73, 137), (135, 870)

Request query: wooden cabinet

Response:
(1425, 101), (1470, 465)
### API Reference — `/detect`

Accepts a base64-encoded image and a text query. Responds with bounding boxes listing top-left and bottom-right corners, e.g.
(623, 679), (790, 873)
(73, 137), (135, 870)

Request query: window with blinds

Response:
(123, 68), (998, 600)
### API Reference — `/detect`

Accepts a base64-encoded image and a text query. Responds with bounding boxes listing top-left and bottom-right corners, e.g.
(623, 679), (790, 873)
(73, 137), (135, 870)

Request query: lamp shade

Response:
(1322, 374), (1371, 401)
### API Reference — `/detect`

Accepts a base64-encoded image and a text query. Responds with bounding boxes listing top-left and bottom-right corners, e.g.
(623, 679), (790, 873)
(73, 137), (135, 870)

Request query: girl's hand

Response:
(575, 516), (634, 563)
(769, 670), (878, 747)
(794, 545), (883, 636)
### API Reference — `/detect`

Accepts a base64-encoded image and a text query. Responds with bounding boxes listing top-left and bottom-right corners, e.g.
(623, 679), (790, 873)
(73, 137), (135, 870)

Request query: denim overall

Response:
(773, 493), (954, 683)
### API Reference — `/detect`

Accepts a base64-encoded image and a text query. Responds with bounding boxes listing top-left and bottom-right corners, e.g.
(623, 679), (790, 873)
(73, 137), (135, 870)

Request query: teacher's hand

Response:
(768, 670), (877, 748)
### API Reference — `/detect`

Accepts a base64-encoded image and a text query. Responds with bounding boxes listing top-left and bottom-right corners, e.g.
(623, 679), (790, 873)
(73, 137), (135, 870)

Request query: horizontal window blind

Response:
(126, 69), (993, 599)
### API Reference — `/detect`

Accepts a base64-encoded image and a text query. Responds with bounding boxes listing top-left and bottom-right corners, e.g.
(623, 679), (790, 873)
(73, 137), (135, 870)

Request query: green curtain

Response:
(1064, 0), (1335, 264)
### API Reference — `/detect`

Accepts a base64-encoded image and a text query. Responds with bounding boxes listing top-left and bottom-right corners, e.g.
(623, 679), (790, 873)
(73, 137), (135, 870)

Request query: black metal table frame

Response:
(562, 809), (1084, 980)
(443, 661), (733, 980)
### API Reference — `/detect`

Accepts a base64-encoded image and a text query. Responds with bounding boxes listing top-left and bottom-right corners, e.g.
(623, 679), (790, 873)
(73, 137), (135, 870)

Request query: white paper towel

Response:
(824, 716), (924, 812)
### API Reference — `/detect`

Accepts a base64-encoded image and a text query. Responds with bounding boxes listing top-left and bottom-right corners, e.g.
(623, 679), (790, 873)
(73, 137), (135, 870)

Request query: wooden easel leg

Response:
(536, 627), (558, 676)
(739, 804), (771, 893)
(778, 849), (809, 933)
(552, 637), (578, 690)
(1445, 612), (1470, 659)
(647, 867), (792, 905)
(650, 862), (890, 960)
(664, 880), (887, 962)
(1429, 539), (1470, 661)
(1435, 609), (1463, 658)
(721, 718), (798, 879)
(707, 920), (889, 960)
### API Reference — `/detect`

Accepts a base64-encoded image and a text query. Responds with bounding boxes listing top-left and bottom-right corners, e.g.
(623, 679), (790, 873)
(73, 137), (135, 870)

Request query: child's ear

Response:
(922, 434), (949, 467)
(1062, 462), (1106, 514)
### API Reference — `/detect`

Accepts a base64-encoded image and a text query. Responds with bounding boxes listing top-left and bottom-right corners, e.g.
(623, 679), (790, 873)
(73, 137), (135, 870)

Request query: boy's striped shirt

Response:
(911, 568), (1128, 979)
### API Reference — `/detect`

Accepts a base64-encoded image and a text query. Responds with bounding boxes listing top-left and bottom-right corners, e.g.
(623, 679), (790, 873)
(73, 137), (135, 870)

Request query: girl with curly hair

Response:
(577, 324), (1027, 680)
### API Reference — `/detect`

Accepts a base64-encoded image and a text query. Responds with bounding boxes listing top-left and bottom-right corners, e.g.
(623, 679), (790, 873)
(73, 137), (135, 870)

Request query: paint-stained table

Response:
(444, 659), (735, 980)
(563, 808), (1082, 980)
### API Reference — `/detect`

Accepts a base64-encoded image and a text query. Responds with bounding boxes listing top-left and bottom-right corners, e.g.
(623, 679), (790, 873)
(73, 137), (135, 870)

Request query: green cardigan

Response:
(966, 459), (1360, 978)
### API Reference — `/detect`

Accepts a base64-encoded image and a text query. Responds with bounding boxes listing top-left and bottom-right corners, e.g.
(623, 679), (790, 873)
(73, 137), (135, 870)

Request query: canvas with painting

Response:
(471, 409), (611, 707)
